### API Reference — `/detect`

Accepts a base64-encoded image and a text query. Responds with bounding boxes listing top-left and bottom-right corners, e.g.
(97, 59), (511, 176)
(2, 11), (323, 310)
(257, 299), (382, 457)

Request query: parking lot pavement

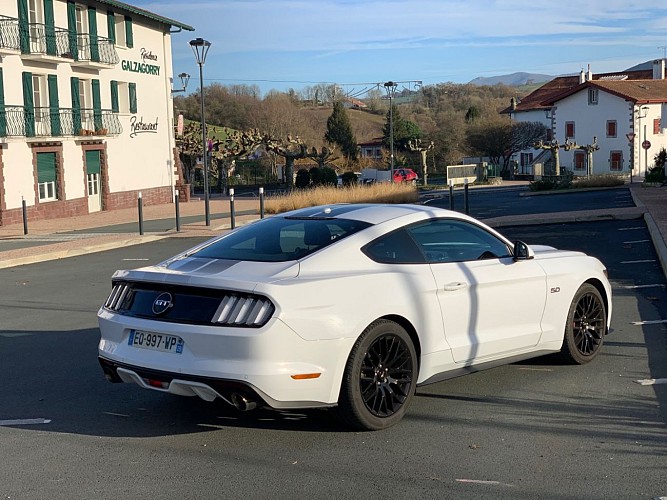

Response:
(1, 183), (667, 274)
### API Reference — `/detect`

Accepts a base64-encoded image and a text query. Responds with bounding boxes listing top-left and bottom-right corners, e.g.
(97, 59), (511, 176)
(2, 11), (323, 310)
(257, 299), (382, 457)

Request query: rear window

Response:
(192, 216), (371, 262)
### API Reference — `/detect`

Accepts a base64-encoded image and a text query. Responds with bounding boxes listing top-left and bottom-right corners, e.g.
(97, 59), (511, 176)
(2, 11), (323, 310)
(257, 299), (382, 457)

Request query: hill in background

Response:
(468, 71), (554, 87)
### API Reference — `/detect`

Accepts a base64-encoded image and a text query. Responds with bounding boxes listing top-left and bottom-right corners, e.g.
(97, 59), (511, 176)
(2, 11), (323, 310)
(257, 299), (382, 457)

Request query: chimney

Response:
(653, 59), (665, 80)
(587, 64), (592, 81)
(510, 97), (517, 111)
(579, 69), (585, 84)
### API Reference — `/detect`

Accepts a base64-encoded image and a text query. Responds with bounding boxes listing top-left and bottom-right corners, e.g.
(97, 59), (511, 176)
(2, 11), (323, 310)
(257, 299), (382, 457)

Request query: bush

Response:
(529, 171), (573, 191)
(309, 167), (321, 185)
(295, 168), (310, 188)
(341, 171), (359, 187)
(645, 148), (666, 184)
(572, 174), (626, 188)
(320, 167), (338, 186)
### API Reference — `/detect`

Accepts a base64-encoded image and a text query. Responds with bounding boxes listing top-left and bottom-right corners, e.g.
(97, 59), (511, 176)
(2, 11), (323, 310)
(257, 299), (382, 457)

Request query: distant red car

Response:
(393, 168), (418, 183)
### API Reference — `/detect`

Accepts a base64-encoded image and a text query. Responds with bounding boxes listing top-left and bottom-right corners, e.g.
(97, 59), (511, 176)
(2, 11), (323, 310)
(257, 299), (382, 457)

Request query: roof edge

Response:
(96, 0), (195, 31)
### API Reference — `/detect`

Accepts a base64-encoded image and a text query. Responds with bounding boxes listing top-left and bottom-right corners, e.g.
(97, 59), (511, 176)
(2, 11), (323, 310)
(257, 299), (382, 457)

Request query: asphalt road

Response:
(1, 221), (666, 499)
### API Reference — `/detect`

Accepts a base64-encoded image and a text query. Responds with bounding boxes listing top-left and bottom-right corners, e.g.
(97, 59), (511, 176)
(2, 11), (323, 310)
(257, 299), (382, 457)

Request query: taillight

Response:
(212, 294), (275, 327)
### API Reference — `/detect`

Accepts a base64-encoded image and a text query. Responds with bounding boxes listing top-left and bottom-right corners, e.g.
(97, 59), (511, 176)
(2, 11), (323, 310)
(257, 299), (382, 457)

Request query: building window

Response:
(565, 121), (575, 139)
(574, 151), (585, 170)
(546, 128), (553, 141)
(610, 151), (623, 171)
(588, 88), (599, 105)
(606, 120), (617, 138)
(520, 152), (533, 173)
(32, 74), (46, 123)
(654, 118), (662, 135)
(37, 152), (57, 201)
(114, 13), (126, 47)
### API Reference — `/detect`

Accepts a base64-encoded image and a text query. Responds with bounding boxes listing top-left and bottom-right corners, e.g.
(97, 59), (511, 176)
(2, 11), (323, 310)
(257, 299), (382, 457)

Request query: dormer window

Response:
(588, 88), (599, 105)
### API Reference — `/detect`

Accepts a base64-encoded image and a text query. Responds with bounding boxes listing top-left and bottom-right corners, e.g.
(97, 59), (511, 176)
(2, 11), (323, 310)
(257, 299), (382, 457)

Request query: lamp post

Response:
(190, 37), (212, 226)
(643, 106), (649, 174)
(171, 72), (190, 94)
(638, 105), (649, 177)
(383, 81), (397, 179)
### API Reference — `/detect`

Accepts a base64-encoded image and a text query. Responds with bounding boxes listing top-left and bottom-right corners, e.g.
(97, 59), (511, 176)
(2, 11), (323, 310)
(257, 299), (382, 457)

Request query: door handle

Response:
(443, 282), (468, 291)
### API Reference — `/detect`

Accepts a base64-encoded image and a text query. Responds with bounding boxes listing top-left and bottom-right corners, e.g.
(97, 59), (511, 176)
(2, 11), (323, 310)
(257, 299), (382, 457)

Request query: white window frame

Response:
(588, 88), (599, 105)
(116, 81), (130, 113)
(114, 13), (127, 47)
(39, 180), (57, 201)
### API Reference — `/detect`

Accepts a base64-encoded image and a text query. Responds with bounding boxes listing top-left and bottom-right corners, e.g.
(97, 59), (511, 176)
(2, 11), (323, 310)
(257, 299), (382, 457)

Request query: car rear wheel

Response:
(560, 283), (606, 364)
(337, 320), (417, 431)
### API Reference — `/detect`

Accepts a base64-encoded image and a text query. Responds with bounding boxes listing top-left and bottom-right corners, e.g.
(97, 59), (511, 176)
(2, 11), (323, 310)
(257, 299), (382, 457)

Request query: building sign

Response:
(121, 48), (161, 76)
(130, 116), (159, 138)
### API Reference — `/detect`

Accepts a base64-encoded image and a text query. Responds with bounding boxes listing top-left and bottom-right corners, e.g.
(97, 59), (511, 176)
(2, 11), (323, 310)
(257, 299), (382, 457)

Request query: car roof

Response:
(279, 203), (460, 225)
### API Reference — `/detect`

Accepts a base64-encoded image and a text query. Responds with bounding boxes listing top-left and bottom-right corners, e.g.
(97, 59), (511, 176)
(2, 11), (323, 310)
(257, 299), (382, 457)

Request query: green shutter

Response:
(124, 16), (133, 48)
(0, 68), (6, 137)
(37, 152), (56, 183)
(110, 80), (119, 113)
(129, 82), (137, 114)
(88, 7), (99, 62)
(70, 76), (81, 134)
(47, 75), (61, 136)
(44, 0), (57, 55)
(92, 79), (102, 130)
(22, 72), (34, 137)
(107, 10), (115, 44)
(86, 150), (101, 175)
(67, 1), (78, 60)
(17, 0), (30, 53)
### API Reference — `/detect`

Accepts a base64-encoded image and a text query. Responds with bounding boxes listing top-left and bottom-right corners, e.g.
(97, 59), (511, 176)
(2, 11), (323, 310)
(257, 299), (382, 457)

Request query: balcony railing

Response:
(0, 106), (122, 138)
(0, 15), (20, 51)
(2, 17), (120, 65)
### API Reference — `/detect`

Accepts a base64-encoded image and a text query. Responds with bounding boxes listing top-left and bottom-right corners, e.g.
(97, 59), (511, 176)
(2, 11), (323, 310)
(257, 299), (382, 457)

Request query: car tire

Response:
(337, 320), (417, 431)
(560, 283), (606, 364)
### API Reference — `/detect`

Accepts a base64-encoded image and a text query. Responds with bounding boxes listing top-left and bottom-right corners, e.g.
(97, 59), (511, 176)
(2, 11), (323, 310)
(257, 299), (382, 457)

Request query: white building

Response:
(0, 0), (193, 225)
(505, 61), (667, 178)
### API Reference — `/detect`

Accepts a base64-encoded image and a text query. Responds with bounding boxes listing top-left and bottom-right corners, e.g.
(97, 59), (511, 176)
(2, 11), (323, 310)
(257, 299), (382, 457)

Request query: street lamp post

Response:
(383, 81), (397, 179)
(638, 105), (649, 177)
(190, 37), (212, 226)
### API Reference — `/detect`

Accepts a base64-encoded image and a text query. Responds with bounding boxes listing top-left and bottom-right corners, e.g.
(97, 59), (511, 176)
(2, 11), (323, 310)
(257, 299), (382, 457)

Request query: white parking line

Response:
(623, 240), (651, 244)
(620, 260), (656, 264)
(631, 320), (667, 325)
(634, 378), (667, 386)
(122, 258), (150, 261)
(0, 418), (51, 426)
(456, 479), (512, 486)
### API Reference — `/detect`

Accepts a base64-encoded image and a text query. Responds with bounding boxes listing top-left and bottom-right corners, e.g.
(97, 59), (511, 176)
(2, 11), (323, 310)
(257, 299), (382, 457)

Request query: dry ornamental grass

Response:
(265, 183), (419, 214)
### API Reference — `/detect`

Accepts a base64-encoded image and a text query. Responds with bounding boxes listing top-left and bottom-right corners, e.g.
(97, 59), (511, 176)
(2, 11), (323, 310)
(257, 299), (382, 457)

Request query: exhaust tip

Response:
(231, 392), (257, 412)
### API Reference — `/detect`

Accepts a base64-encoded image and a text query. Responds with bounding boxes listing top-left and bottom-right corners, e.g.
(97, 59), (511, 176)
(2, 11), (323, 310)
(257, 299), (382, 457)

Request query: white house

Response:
(0, 0), (193, 225)
(505, 61), (667, 178)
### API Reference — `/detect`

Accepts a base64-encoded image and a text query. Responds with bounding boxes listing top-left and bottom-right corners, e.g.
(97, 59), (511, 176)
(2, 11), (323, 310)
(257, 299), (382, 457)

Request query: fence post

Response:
(229, 188), (236, 229)
(22, 197), (28, 235)
(448, 180), (454, 211)
(138, 192), (144, 235)
(259, 186), (265, 219)
(175, 190), (181, 232)
(464, 179), (469, 215)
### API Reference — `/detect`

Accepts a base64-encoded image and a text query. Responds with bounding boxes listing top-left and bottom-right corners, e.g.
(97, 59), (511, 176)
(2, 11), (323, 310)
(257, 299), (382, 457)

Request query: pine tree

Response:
(325, 101), (358, 161)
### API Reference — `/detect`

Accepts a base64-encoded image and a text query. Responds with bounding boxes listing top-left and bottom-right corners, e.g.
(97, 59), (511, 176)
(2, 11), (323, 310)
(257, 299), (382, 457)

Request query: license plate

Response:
(128, 330), (184, 354)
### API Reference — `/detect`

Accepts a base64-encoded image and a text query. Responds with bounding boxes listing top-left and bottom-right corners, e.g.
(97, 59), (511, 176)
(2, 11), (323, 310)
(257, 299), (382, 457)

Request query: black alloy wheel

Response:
(561, 283), (606, 364)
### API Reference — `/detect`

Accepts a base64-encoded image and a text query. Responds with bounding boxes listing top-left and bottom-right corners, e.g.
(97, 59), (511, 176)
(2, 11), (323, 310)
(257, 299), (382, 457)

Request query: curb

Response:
(644, 213), (667, 279)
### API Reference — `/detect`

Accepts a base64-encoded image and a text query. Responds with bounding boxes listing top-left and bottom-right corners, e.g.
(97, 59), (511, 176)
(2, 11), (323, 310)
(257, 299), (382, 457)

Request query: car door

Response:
(407, 219), (547, 363)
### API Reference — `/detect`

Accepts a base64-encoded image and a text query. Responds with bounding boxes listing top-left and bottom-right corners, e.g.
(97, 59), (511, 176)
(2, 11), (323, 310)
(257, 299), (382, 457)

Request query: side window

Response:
(407, 219), (511, 263)
(363, 229), (425, 264)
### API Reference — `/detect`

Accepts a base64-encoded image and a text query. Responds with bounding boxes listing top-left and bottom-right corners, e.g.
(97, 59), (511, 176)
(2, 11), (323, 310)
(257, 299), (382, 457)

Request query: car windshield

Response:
(191, 216), (372, 262)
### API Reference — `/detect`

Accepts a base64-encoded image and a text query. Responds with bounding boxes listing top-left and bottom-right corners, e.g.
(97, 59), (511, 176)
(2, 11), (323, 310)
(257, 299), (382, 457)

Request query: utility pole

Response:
(380, 80), (422, 181)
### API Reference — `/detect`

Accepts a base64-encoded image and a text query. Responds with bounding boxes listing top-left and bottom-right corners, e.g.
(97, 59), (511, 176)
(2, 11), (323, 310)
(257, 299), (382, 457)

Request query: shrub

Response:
(320, 167), (338, 186)
(295, 168), (310, 188)
(645, 148), (666, 184)
(341, 171), (359, 187)
(529, 171), (573, 191)
(309, 167), (321, 185)
(572, 174), (626, 189)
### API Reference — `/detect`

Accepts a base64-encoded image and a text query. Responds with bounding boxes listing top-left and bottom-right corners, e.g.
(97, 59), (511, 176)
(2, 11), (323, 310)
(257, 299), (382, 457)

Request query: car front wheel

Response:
(337, 320), (417, 431)
(560, 283), (606, 364)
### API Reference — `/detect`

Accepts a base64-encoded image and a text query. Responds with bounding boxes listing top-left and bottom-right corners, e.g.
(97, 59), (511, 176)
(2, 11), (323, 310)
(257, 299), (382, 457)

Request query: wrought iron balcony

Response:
(15, 20), (119, 65)
(0, 106), (122, 138)
(0, 15), (20, 52)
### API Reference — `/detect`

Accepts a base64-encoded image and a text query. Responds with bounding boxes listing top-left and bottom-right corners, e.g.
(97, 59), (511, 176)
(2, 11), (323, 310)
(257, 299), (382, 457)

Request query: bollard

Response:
(464, 179), (469, 215)
(22, 197), (28, 235)
(259, 186), (265, 219)
(138, 192), (144, 235)
(448, 180), (454, 211)
(229, 188), (236, 229)
(175, 190), (181, 232)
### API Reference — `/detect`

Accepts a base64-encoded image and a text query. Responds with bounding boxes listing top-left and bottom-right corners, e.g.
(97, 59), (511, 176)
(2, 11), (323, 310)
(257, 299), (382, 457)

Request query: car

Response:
(393, 168), (418, 183)
(98, 204), (612, 431)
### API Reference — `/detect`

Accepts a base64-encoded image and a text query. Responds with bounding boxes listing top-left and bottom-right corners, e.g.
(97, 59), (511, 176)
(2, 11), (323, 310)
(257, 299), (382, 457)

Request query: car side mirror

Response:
(513, 240), (535, 261)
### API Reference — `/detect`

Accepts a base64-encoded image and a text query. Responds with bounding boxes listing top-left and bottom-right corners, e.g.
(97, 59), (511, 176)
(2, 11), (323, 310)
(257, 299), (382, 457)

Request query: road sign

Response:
(626, 132), (636, 143)
(642, 140), (651, 150)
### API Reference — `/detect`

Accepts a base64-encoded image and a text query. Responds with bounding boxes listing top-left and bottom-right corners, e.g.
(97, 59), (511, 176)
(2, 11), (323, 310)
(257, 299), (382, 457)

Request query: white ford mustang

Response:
(98, 204), (612, 430)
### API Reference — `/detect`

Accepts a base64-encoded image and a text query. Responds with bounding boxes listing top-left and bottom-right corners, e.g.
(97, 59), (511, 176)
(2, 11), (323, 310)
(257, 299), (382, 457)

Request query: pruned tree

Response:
(408, 138), (435, 185)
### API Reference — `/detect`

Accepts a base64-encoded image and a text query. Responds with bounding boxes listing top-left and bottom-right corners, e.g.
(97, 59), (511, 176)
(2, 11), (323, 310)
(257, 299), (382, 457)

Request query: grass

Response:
(265, 183), (419, 214)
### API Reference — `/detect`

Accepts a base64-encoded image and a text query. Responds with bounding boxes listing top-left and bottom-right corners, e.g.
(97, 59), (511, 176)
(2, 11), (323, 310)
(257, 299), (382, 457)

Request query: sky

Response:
(133, 0), (667, 97)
